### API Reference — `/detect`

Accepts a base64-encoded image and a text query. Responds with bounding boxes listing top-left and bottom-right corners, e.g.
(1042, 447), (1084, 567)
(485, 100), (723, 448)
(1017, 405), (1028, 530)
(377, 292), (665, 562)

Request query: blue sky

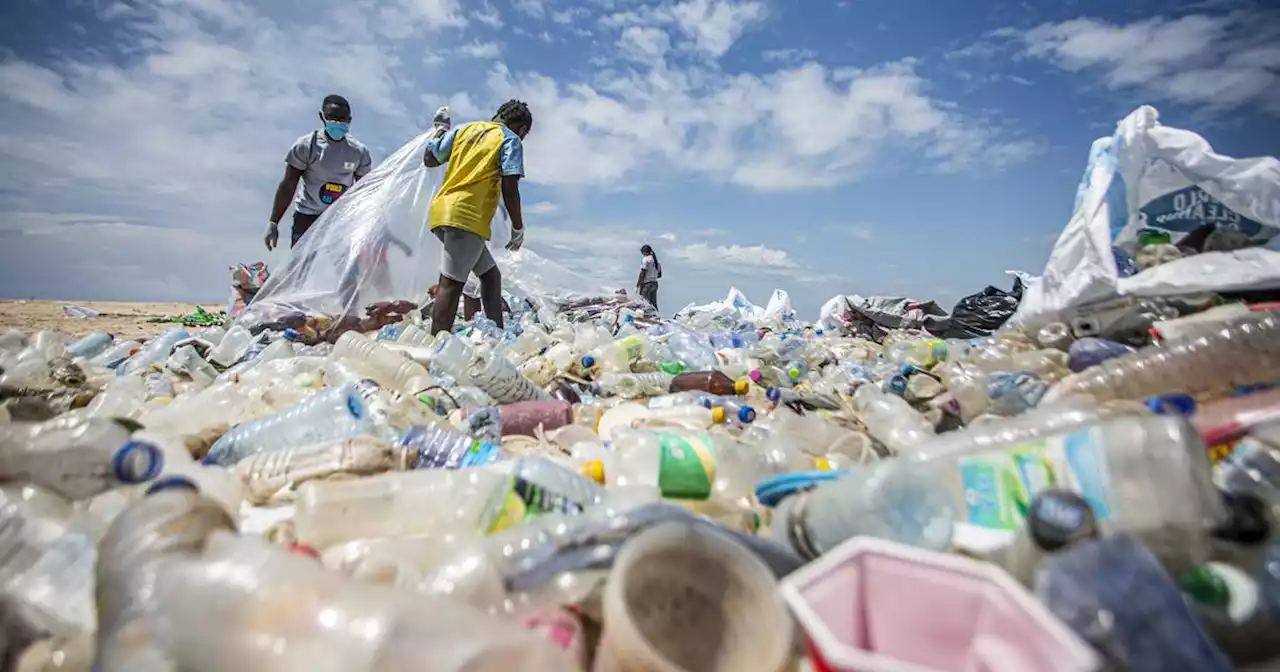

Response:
(0, 0), (1277, 318)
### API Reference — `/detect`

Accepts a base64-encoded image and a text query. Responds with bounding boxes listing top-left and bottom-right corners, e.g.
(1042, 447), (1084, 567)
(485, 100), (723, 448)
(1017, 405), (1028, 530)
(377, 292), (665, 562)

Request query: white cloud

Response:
(619, 26), (672, 63)
(673, 242), (795, 268)
(825, 224), (875, 240)
(457, 40), (502, 59)
(762, 48), (817, 64)
(475, 3), (504, 28)
(601, 0), (765, 58)
(657, 232), (678, 242)
(524, 201), (562, 215)
(513, 0), (546, 19)
(552, 8), (590, 24)
(1010, 12), (1280, 114)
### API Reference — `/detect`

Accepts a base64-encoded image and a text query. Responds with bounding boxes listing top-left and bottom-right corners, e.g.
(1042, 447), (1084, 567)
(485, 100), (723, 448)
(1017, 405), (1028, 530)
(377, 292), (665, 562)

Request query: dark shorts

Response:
(640, 281), (659, 310)
(292, 211), (321, 248)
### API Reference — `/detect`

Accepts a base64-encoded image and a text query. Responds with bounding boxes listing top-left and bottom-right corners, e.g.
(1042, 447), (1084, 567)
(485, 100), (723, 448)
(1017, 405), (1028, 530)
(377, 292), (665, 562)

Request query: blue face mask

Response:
(324, 121), (349, 141)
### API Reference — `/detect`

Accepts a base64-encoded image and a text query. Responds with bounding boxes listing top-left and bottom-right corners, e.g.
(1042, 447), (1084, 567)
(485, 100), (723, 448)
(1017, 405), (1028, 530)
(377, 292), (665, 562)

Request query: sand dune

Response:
(0, 300), (225, 339)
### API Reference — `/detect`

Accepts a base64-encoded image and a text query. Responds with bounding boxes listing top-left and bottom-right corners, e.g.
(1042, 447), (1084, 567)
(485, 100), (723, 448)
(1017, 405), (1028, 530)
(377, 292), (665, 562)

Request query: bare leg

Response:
(431, 275), (465, 335)
(478, 266), (504, 329)
(463, 296), (482, 320)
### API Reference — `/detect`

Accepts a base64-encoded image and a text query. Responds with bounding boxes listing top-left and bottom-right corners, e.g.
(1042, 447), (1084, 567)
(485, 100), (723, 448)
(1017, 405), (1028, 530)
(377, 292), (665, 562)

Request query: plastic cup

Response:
(780, 536), (1099, 672)
(595, 522), (793, 672)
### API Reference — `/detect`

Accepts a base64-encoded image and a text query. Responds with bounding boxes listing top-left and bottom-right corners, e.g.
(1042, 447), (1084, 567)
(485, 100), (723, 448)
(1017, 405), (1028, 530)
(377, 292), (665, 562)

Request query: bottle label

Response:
(487, 475), (589, 534)
(621, 335), (645, 360)
(656, 432), (716, 500)
(413, 439), (504, 470)
(957, 429), (1113, 531)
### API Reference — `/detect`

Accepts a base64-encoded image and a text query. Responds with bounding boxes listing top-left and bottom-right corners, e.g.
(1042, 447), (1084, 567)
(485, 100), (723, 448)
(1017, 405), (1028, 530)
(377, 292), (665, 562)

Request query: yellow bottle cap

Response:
(710, 406), (726, 424)
(733, 379), (749, 395)
(814, 457), (832, 471)
(582, 460), (606, 485)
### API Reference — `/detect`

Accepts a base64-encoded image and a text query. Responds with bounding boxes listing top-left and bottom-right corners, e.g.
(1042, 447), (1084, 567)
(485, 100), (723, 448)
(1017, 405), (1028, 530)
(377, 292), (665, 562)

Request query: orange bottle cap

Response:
(583, 460), (606, 485)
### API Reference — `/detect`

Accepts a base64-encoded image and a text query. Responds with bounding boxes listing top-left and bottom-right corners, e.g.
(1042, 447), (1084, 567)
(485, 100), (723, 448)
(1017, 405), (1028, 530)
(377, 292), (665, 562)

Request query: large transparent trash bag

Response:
(241, 131), (444, 328)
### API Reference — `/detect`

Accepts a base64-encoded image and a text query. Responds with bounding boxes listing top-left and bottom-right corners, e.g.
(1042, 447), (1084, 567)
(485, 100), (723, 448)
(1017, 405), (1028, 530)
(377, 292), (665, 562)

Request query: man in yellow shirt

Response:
(423, 99), (532, 335)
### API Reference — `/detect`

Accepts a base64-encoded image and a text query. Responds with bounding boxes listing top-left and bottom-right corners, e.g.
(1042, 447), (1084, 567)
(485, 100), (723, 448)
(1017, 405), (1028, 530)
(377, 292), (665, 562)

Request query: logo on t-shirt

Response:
(320, 182), (347, 205)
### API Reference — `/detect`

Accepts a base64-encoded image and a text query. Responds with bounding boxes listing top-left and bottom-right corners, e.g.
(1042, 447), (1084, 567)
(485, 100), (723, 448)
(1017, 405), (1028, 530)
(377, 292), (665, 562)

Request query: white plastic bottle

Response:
(592, 372), (674, 399)
(206, 325), (254, 367)
(334, 331), (433, 394)
(0, 417), (164, 500)
(121, 328), (192, 374)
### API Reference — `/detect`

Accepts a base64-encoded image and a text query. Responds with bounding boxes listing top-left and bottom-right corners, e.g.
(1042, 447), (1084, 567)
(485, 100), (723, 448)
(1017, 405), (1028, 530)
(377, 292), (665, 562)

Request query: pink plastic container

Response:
(461, 399), (574, 437)
(780, 537), (1099, 672)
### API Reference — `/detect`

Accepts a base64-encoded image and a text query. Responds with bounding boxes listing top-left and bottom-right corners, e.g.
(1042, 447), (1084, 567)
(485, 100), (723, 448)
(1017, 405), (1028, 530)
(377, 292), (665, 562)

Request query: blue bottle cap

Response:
(1146, 394), (1196, 417)
(738, 406), (756, 423)
(889, 375), (908, 393)
(755, 470), (846, 508)
(588, 383), (602, 396)
(701, 397), (715, 409)
(345, 390), (367, 418)
(145, 475), (199, 495)
(283, 328), (302, 341)
(582, 355), (596, 368)
(766, 387), (782, 402)
(623, 314), (634, 322)
(112, 441), (164, 484)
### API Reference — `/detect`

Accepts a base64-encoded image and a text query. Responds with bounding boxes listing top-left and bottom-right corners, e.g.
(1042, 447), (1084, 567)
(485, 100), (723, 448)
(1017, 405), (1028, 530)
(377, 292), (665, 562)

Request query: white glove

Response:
(506, 225), (524, 252)
(264, 221), (279, 251)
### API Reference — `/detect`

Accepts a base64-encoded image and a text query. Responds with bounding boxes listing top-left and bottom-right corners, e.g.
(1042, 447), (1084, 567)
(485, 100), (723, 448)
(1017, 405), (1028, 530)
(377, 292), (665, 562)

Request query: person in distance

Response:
(636, 244), (663, 312)
(422, 99), (532, 334)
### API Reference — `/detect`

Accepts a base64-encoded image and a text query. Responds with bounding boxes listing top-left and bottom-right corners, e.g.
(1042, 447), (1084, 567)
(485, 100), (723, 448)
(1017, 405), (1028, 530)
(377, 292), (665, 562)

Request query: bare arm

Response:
(636, 269), (645, 289)
(501, 175), (524, 231)
(270, 165), (304, 223)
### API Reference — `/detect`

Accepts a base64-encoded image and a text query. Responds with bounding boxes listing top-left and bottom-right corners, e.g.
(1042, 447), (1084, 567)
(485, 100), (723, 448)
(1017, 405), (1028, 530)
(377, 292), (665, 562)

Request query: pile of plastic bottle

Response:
(2, 295), (1280, 672)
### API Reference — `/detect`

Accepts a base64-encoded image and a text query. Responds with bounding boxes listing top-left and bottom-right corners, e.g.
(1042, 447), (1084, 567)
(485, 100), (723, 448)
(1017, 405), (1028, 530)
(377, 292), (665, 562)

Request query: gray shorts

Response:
(434, 227), (496, 283)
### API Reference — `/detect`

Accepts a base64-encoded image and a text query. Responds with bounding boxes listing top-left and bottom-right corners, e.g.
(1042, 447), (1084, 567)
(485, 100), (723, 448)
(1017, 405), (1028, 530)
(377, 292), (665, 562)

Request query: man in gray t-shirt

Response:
(264, 94), (374, 250)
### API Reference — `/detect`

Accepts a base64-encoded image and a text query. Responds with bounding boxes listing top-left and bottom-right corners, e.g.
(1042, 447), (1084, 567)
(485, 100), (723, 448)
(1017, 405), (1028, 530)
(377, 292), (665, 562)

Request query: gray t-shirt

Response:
(640, 255), (660, 283)
(286, 131), (373, 216)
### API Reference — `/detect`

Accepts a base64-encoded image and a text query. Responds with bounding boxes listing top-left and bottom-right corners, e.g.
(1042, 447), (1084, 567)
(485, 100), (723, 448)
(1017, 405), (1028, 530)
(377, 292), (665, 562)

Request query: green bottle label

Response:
(656, 433), (716, 500)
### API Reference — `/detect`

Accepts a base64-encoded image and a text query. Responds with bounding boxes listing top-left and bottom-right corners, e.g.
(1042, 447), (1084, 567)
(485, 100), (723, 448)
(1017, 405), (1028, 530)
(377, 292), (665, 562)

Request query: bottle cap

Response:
(1212, 492), (1271, 546)
(582, 460), (606, 485)
(113, 441), (165, 485)
(283, 328), (302, 342)
(581, 355), (596, 368)
(1179, 565), (1232, 609)
(888, 375), (908, 394)
(1026, 490), (1098, 552)
(734, 379), (749, 395)
(700, 397), (714, 409)
(788, 367), (802, 381)
(709, 406), (726, 424)
(1146, 393), (1196, 417)
(289, 543), (321, 559)
(145, 475), (199, 495)
(766, 387), (781, 402)
(738, 406), (757, 423)
(748, 369), (762, 383)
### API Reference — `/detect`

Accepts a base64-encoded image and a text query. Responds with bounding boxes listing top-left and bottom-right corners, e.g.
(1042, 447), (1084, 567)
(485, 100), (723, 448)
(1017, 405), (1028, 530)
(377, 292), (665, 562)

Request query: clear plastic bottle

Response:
(94, 477), (239, 671)
(429, 332), (477, 382)
(852, 384), (935, 455)
(88, 338), (140, 369)
(235, 435), (405, 505)
(591, 372), (674, 399)
(0, 417), (164, 500)
(667, 331), (719, 371)
(646, 391), (710, 409)
(293, 467), (511, 549)
(466, 352), (552, 404)
(63, 332), (112, 360)
(144, 532), (576, 672)
(120, 328), (191, 375)
(768, 461), (957, 558)
(639, 405), (729, 429)
(930, 415), (1224, 575)
(206, 325), (255, 367)
(593, 429), (771, 503)
(1046, 309), (1280, 404)
(581, 335), (646, 374)
(482, 456), (607, 534)
(0, 485), (98, 635)
(142, 366), (175, 403)
(334, 331), (433, 394)
(203, 384), (374, 466)
(401, 424), (506, 470)
(84, 373), (147, 419)
(887, 337), (947, 367)
(166, 344), (219, 387)
(783, 358), (809, 383)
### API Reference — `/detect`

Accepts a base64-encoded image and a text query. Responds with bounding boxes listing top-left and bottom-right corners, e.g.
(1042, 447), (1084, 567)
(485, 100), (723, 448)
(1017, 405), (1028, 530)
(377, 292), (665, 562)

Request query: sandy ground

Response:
(0, 300), (225, 340)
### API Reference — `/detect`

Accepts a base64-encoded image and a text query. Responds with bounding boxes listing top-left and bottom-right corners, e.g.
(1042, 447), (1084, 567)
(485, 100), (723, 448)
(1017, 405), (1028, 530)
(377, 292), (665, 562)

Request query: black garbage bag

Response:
(935, 278), (1023, 339)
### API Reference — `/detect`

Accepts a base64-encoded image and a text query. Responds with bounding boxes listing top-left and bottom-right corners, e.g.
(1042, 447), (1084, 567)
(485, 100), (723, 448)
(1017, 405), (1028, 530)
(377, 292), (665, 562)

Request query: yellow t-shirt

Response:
(426, 121), (525, 240)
